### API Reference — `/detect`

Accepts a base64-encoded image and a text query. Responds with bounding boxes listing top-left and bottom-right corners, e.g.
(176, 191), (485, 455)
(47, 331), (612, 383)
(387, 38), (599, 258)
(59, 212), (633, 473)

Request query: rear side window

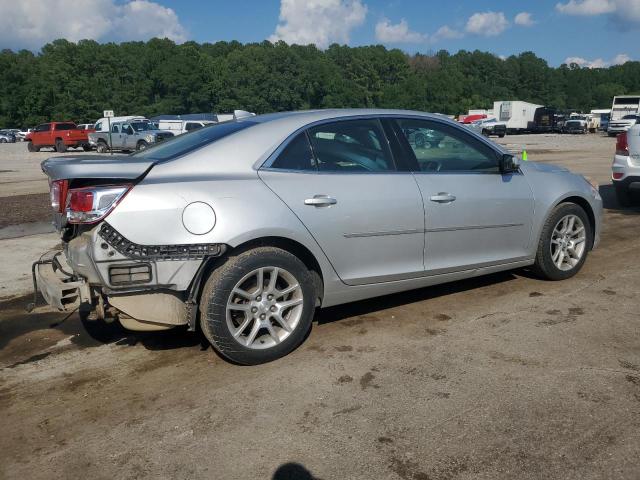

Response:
(133, 120), (257, 162)
(270, 133), (315, 171)
(185, 122), (203, 131)
(55, 123), (76, 130)
(308, 119), (395, 172)
(111, 124), (120, 133)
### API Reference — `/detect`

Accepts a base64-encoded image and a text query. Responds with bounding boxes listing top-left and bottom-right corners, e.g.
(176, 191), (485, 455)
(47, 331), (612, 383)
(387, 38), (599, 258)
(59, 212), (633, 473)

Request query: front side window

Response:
(308, 119), (395, 172)
(270, 133), (315, 171)
(122, 125), (134, 135)
(395, 119), (499, 173)
(36, 124), (50, 132)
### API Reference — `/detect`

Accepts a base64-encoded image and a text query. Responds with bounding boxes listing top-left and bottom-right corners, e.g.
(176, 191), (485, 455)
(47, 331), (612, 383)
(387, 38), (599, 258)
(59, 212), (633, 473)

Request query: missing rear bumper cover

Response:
(98, 223), (226, 261)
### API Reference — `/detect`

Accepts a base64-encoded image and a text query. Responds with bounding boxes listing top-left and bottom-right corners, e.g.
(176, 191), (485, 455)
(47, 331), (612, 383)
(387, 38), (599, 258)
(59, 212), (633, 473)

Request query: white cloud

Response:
(556, 0), (616, 15)
(465, 11), (509, 36)
(431, 25), (464, 41)
(375, 18), (426, 43)
(269, 0), (367, 49)
(0, 0), (186, 50)
(556, 0), (640, 28)
(612, 53), (632, 64)
(514, 12), (535, 26)
(564, 53), (632, 68)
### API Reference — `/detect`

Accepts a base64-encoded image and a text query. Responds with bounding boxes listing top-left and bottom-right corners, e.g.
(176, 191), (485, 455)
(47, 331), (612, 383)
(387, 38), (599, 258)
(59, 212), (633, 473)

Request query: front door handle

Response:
(304, 195), (337, 207)
(429, 192), (456, 203)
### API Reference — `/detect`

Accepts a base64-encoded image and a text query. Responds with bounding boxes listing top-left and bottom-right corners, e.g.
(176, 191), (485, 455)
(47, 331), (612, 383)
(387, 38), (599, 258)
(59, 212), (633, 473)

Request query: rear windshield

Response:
(132, 120), (257, 162)
(622, 115), (639, 120)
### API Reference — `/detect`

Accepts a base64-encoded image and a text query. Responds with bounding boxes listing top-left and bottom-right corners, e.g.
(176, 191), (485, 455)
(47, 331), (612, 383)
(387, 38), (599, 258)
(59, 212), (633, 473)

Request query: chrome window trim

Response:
(258, 113), (507, 174)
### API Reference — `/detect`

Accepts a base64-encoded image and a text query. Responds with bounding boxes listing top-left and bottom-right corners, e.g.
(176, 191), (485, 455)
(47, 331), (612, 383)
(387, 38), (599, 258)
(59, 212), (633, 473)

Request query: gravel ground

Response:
(1, 132), (640, 480)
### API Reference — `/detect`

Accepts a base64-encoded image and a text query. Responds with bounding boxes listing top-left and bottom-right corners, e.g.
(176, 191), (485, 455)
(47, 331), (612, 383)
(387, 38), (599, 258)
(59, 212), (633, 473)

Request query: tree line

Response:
(1, 38), (639, 128)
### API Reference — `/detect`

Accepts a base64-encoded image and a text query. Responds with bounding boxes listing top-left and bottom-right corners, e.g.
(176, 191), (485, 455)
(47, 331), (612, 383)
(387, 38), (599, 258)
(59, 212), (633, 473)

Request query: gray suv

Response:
(35, 109), (602, 365)
(88, 120), (174, 152)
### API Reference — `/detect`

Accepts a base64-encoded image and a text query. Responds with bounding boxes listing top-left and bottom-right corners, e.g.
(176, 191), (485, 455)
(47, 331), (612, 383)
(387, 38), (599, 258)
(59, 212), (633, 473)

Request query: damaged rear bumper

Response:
(33, 252), (90, 311)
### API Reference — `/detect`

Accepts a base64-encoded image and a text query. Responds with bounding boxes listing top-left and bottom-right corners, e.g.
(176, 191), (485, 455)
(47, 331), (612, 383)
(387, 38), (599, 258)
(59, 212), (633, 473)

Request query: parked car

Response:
(25, 122), (91, 152)
(611, 125), (640, 206)
(608, 114), (639, 137)
(562, 119), (588, 134)
(88, 120), (174, 152)
(467, 118), (507, 138)
(157, 119), (216, 135)
(0, 130), (17, 143)
(17, 128), (33, 141)
(459, 114), (487, 124)
(35, 109), (602, 365)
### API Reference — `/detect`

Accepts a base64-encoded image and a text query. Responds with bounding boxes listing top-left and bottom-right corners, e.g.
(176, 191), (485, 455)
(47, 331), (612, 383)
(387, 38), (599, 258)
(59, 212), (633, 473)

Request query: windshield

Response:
(132, 120), (257, 162)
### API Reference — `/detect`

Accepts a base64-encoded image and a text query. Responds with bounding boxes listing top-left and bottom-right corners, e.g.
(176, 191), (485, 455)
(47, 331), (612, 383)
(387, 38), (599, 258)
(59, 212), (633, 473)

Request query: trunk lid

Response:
(41, 155), (155, 181)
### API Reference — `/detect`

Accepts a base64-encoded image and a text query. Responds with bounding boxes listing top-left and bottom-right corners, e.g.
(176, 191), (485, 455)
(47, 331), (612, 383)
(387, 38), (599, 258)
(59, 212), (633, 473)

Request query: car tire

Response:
(136, 140), (148, 151)
(499, 133), (505, 138)
(82, 145), (93, 152)
(0, 138), (6, 143)
(96, 142), (108, 153)
(614, 183), (633, 207)
(199, 247), (316, 365)
(532, 202), (592, 281)
(481, 129), (489, 137)
(55, 139), (66, 153)
(27, 141), (39, 152)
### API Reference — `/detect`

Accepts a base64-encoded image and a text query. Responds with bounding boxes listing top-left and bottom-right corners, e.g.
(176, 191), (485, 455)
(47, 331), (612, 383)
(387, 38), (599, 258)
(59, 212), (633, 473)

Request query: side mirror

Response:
(499, 154), (519, 174)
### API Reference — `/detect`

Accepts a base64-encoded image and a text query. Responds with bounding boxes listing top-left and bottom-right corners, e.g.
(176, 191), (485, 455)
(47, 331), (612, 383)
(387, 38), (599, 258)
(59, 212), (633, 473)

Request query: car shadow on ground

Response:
(599, 184), (640, 214)
(315, 270), (519, 326)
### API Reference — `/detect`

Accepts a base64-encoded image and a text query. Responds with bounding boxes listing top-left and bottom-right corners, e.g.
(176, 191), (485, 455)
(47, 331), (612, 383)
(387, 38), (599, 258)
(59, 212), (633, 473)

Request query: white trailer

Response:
(610, 96), (640, 121)
(493, 101), (542, 133)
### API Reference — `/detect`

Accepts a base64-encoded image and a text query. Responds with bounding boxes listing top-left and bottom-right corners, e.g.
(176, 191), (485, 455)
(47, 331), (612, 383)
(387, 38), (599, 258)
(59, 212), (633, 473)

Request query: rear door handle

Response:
(304, 195), (337, 207)
(429, 193), (456, 203)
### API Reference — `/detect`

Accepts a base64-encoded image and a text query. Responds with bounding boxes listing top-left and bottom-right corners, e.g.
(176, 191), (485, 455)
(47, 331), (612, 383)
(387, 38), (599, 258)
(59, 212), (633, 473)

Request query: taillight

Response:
(616, 133), (629, 156)
(66, 185), (131, 224)
(612, 172), (624, 180)
(50, 179), (68, 213)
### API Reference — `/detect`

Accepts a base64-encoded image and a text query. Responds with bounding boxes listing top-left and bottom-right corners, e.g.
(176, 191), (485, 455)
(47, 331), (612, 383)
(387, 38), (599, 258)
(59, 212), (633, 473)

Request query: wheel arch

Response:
(554, 195), (596, 249)
(226, 236), (325, 305)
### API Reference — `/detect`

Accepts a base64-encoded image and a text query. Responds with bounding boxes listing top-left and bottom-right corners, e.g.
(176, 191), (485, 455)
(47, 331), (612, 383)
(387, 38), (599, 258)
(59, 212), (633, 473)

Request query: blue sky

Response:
(1, 0), (639, 67)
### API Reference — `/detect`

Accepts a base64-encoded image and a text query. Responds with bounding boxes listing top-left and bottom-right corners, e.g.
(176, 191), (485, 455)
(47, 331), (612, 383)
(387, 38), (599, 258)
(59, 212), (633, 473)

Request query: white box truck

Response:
(493, 101), (542, 133)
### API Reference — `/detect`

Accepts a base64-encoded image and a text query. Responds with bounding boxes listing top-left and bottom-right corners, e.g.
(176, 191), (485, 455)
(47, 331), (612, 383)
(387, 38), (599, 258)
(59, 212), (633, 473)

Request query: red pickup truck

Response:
(26, 122), (91, 152)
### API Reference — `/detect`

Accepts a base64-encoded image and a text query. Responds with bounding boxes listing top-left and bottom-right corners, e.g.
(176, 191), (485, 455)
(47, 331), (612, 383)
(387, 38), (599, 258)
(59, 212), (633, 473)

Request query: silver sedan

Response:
(37, 109), (602, 364)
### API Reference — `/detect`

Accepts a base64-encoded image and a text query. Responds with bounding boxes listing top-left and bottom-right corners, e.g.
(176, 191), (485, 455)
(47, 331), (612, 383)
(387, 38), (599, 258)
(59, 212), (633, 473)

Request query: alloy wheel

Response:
(226, 266), (304, 349)
(550, 214), (586, 271)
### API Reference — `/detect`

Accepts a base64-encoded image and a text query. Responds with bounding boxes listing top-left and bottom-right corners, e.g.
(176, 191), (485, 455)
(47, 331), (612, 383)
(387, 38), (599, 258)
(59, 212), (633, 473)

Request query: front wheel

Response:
(532, 203), (592, 280)
(96, 142), (109, 153)
(0, 138), (6, 143)
(136, 140), (148, 151)
(199, 247), (316, 365)
(27, 141), (39, 152)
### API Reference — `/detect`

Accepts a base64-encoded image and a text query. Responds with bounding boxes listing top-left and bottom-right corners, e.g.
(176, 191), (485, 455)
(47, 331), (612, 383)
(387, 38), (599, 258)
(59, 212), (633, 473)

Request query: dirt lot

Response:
(1, 134), (640, 479)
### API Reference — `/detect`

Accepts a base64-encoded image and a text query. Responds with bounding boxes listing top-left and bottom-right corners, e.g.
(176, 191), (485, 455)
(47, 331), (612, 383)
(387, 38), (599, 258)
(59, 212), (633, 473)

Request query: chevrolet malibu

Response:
(36, 109), (602, 365)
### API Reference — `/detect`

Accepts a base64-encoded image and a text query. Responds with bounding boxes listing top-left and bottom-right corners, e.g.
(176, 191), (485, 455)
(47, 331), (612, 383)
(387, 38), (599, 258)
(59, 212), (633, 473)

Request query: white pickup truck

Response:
(612, 124), (640, 206)
(88, 120), (174, 152)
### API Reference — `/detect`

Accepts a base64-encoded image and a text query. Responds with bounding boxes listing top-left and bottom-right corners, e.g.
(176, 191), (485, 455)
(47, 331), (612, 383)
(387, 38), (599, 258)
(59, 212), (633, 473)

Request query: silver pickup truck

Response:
(88, 120), (174, 152)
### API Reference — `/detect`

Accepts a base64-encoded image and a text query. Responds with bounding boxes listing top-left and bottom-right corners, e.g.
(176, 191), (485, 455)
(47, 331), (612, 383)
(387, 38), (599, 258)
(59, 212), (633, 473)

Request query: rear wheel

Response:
(199, 247), (316, 365)
(532, 203), (592, 280)
(82, 144), (93, 152)
(55, 139), (66, 153)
